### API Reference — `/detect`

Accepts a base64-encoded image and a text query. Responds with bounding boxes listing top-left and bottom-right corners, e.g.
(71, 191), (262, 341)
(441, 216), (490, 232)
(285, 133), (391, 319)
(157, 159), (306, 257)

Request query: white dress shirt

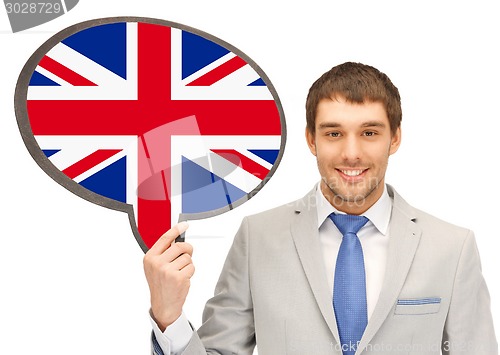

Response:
(152, 183), (392, 354)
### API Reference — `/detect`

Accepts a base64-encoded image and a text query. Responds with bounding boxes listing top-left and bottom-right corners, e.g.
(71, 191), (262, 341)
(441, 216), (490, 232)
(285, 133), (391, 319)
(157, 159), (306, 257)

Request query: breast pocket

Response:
(394, 297), (441, 315)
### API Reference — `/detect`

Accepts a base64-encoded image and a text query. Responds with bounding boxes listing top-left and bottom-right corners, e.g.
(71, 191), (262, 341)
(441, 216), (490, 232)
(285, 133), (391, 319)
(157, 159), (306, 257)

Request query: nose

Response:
(340, 135), (362, 162)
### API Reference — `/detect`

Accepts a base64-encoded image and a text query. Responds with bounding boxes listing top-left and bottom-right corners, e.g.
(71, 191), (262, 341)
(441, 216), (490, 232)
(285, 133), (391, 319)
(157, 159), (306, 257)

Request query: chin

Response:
(335, 187), (374, 202)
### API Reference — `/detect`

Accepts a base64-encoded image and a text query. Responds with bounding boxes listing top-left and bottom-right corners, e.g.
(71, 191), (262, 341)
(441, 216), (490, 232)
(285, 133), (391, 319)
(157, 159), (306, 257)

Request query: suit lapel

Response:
(357, 186), (422, 353)
(290, 189), (341, 343)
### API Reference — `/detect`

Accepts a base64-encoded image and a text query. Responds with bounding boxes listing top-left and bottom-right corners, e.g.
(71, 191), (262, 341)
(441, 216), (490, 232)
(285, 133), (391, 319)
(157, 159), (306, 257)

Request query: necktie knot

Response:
(329, 213), (369, 236)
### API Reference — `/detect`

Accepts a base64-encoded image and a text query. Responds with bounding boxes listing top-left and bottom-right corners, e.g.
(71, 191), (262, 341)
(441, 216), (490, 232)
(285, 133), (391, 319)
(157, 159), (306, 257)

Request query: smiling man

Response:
(145, 62), (497, 354)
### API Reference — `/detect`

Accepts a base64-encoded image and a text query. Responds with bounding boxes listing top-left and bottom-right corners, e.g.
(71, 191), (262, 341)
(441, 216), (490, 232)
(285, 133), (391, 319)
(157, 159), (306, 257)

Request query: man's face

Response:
(306, 96), (401, 213)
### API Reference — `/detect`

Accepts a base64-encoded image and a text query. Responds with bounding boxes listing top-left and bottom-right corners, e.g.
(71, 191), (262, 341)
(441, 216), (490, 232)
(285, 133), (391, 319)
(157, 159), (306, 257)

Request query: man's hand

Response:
(143, 222), (194, 331)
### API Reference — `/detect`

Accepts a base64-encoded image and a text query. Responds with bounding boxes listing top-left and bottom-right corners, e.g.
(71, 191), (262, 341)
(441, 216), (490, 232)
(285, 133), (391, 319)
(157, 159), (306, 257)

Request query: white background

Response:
(1, 1), (499, 353)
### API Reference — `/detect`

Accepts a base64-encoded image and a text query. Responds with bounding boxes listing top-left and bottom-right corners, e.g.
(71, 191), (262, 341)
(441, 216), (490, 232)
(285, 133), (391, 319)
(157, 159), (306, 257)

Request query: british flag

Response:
(21, 19), (284, 251)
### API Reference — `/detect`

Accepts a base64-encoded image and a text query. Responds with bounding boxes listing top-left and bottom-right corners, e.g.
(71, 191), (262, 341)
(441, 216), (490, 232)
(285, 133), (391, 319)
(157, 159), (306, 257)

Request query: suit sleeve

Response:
(442, 231), (498, 354)
(152, 217), (256, 355)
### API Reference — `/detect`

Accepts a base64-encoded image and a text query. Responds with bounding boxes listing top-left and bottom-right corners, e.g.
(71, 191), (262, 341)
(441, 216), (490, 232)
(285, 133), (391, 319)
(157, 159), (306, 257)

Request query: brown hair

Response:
(305, 62), (402, 135)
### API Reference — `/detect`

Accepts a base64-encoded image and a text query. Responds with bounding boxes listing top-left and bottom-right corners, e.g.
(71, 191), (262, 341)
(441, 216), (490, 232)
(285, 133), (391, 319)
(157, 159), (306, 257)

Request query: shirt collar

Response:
(315, 182), (392, 235)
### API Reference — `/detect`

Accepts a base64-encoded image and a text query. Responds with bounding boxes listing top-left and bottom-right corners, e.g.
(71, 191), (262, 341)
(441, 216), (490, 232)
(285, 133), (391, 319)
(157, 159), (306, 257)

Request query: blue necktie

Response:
(329, 213), (369, 355)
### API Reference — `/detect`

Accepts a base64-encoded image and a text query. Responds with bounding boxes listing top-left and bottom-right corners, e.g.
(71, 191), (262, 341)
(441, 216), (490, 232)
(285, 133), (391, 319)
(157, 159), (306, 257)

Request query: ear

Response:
(305, 127), (317, 156)
(389, 126), (402, 155)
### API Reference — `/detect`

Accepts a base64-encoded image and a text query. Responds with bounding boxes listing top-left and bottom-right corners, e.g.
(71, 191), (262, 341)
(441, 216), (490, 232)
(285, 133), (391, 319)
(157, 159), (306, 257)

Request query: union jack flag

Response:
(22, 19), (284, 251)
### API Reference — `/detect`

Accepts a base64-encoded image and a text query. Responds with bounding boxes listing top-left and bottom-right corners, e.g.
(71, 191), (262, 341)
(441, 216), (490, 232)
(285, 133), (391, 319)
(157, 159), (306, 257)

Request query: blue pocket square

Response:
(397, 297), (441, 306)
(395, 297), (442, 315)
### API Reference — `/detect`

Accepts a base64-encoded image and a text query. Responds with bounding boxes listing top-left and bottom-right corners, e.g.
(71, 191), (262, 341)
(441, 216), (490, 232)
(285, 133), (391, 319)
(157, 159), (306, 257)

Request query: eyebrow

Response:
(318, 121), (387, 129)
(361, 121), (386, 128)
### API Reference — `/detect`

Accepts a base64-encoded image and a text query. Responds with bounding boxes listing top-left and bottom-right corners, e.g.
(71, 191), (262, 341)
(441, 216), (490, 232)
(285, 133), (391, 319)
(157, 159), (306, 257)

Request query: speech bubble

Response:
(15, 17), (286, 252)
(4, 0), (79, 33)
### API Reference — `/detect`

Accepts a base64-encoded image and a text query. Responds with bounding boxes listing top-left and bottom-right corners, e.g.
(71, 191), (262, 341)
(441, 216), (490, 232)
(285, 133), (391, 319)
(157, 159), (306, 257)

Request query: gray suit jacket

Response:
(154, 186), (497, 354)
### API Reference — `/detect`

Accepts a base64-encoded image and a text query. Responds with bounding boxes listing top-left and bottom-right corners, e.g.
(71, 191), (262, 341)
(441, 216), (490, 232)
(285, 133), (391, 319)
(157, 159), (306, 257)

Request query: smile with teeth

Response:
(339, 169), (366, 177)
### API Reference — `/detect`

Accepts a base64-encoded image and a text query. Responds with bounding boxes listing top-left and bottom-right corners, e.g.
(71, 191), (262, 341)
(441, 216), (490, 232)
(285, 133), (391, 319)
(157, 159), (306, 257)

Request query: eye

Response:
(328, 132), (341, 138)
(363, 131), (376, 137)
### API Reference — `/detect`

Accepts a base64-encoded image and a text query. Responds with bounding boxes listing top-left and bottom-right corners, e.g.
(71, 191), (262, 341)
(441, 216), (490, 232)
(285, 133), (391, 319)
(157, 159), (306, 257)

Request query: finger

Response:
(161, 242), (193, 263)
(179, 262), (195, 279)
(171, 253), (192, 270)
(148, 222), (189, 255)
(175, 242), (193, 257)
